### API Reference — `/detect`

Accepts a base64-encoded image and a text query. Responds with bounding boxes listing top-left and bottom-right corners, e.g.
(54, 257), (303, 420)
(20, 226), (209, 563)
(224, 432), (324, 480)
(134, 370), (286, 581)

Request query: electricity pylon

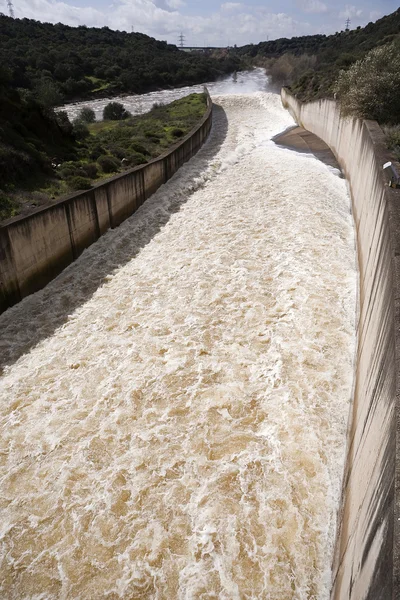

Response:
(7, 0), (14, 17)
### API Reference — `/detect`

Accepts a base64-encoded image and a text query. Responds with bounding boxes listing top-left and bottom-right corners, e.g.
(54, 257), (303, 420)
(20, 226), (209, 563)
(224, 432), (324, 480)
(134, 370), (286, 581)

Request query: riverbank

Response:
(0, 93), (208, 225)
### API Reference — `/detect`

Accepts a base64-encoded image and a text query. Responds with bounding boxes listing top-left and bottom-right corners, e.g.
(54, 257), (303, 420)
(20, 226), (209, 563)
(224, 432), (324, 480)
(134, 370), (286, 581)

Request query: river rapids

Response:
(0, 89), (357, 599)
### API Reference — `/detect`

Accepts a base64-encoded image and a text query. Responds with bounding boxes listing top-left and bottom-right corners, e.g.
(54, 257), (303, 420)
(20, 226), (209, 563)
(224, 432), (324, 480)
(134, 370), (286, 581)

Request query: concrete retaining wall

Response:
(281, 89), (400, 599)
(0, 91), (212, 314)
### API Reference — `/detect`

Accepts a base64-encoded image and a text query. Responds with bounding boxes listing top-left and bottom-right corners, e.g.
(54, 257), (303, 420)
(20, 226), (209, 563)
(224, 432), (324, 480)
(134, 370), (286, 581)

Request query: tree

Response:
(55, 110), (73, 135)
(35, 78), (63, 108)
(103, 101), (130, 121)
(72, 118), (89, 139)
(334, 42), (400, 123)
(78, 106), (96, 123)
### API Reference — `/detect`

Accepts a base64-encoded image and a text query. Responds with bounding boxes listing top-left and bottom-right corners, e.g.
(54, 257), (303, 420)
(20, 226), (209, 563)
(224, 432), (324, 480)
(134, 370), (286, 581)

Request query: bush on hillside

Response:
(334, 43), (400, 122)
(81, 162), (98, 178)
(103, 102), (131, 121)
(55, 110), (73, 135)
(78, 107), (96, 123)
(67, 175), (92, 190)
(72, 118), (90, 139)
(383, 124), (400, 161)
(266, 53), (317, 89)
(97, 154), (120, 173)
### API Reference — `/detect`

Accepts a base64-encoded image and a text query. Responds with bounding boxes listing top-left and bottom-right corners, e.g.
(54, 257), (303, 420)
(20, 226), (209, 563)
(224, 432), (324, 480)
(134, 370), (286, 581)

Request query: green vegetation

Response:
(0, 93), (207, 223)
(0, 15), (239, 103)
(383, 125), (400, 162)
(78, 107), (96, 124)
(238, 8), (400, 102)
(334, 43), (400, 123)
(103, 102), (131, 121)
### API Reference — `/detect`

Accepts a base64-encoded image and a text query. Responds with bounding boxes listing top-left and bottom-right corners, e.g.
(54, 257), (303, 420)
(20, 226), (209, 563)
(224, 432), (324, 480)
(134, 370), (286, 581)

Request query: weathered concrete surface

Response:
(273, 125), (341, 170)
(0, 90), (212, 314)
(281, 89), (400, 599)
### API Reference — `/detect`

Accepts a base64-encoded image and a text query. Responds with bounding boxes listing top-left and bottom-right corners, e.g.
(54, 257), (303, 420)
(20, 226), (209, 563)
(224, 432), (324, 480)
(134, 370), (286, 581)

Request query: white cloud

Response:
(221, 2), (244, 10)
(339, 4), (363, 19)
(297, 0), (328, 14)
(369, 10), (383, 22)
(166, 0), (186, 9)
(13, 0), (315, 46)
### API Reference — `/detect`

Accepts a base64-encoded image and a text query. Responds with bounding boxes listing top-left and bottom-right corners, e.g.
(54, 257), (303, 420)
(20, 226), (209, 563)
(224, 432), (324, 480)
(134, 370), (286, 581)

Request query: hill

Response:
(238, 8), (400, 100)
(0, 68), (76, 220)
(0, 16), (239, 103)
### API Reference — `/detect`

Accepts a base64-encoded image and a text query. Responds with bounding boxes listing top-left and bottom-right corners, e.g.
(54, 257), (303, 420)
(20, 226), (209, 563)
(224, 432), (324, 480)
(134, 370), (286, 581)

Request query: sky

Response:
(5, 0), (399, 46)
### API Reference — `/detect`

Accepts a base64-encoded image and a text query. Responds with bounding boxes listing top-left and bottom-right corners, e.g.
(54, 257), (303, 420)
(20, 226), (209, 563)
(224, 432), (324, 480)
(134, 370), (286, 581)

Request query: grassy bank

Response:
(0, 93), (207, 224)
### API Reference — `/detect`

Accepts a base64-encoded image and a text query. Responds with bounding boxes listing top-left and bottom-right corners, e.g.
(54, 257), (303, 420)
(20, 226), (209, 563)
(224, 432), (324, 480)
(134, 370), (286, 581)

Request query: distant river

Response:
(61, 68), (270, 121)
(1, 77), (357, 598)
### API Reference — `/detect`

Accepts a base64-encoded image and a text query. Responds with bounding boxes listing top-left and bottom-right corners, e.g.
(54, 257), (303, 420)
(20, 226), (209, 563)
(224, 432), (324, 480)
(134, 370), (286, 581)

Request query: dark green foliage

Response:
(34, 78), (63, 107)
(89, 144), (105, 160)
(238, 8), (400, 101)
(334, 43), (400, 123)
(67, 175), (92, 190)
(0, 83), (74, 189)
(171, 127), (184, 138)
(55, 110), (73, 135)
(81, 162), (98, 178)
(126, 152), (147, 167)
(103, 102), (130, 121)
(72, 119), (90, 139)
(97, 155), (120, 173)
(384, 125), (400, 161)
(58, 162), (82, 178)
(78, 107), (96, 123)
(0, 92), (207, 222)
(0, 16), (240, 103)
(0, 193), (19, 221)
(129, 142), (148, 155)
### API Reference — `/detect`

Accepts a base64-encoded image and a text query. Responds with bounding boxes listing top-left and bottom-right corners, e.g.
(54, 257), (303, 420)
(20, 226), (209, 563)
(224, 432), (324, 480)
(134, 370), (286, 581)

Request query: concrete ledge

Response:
(273, 125), (341, 170)
(281, 88), (400, 600)
(0, 90), (213, 314)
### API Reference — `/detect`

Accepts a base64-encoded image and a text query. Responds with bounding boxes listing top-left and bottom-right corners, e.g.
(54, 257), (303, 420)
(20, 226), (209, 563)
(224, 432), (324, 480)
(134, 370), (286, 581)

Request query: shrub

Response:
(334, 42), (400, 123)
(267, 53), (317, 89)
(67, 175), (92, 190)
(97, 154), (120, 173)
(171, 127), (184, 138)
(78, 107), (96, 123)
(129, 142), (149, 155)
(72, 118), (90, 139)
(125, 151), (147, 167)
(383, 124), (400, 161)
(103, 102), (131, 121)
(0, 193), (19, 221)
(89, 144), (105, 160)
(81, 162), (98, 178)
(106, 144), (126, 159)
(55, 110), (73, 135)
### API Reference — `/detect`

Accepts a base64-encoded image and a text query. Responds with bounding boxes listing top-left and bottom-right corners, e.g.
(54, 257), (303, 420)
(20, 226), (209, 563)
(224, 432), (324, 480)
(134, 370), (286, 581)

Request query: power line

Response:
(7, 0), (14, 17)
(345, 18), (351, 31)
(178, 32), (185, 49)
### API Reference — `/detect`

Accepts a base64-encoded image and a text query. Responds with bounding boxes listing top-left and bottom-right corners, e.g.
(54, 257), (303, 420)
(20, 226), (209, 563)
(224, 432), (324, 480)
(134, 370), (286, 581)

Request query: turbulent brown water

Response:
(0, 91), (357, 599)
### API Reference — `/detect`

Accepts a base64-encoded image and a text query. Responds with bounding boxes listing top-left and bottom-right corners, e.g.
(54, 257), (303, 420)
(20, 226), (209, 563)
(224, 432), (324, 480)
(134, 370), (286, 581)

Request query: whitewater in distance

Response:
(0, 72), (358, 599)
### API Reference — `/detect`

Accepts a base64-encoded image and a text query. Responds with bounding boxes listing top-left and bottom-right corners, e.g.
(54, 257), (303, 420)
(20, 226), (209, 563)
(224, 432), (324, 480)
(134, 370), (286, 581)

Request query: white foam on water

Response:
(0, 92), (357, 599)
(61, 68), (270, 121)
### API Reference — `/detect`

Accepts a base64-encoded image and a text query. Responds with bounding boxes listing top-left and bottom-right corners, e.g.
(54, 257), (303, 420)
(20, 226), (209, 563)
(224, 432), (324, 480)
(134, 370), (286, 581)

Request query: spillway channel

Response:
(0, 92), (357, 599)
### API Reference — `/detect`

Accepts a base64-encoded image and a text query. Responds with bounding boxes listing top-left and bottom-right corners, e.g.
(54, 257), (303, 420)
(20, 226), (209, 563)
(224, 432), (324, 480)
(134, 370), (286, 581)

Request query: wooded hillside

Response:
(239, 8), (400, 100)
(0, 16), (239, 103)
